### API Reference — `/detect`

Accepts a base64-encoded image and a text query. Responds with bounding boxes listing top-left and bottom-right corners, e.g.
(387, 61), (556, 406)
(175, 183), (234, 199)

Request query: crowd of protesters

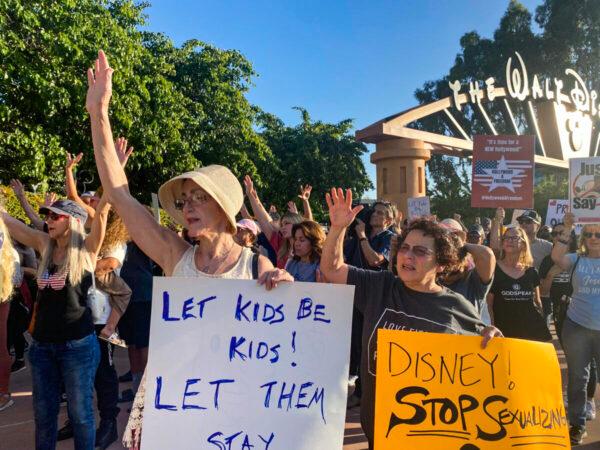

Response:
(0, 49), (598, 450)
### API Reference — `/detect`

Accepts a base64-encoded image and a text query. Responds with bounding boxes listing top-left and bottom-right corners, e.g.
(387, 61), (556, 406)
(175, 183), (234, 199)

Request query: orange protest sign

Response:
(374, 330), (569, 450)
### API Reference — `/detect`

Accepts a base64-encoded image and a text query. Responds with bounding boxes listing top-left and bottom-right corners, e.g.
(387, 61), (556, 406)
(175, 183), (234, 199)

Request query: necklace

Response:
(197, 241), (237, 274)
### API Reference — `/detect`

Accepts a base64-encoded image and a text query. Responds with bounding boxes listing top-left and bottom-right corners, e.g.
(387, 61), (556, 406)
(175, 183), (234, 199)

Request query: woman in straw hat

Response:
(86, 50), (293, 449)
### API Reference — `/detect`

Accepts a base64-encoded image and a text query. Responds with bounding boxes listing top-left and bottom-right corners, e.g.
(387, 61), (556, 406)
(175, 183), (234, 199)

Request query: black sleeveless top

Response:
(32, 264), (94, 343)
(490, 265), (551, 342)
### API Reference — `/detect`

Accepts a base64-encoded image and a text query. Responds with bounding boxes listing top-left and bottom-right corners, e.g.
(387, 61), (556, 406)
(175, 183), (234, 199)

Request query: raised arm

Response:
(320, 188), (364, 284)
(464, 243), (496, 283)
(9, 179), (45, 231)
(551, 212), (575, 271)
(298, 185), (314, 222)
(65, 152), (96, 221)
(354, 219), (387, 267)
(490, 207), (504, 254)
(243, 175), (278, 239)
(84, 195), (110, 259)
(0, 210), (49, 254)
(85, 50), (188, 274)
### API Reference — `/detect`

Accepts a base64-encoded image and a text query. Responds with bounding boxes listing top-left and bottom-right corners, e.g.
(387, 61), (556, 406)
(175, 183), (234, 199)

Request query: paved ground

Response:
(2, 332), (600, 449)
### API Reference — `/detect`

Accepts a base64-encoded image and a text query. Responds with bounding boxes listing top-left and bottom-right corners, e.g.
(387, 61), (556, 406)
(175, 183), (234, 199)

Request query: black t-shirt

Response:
(490, 265), (551, 341)
(32, 266), (94, 343)
(347, 266), (484, 443)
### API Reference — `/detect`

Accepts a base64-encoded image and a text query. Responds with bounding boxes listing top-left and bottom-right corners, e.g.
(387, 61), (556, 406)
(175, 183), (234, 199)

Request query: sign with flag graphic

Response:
(471, 135), (535, 208)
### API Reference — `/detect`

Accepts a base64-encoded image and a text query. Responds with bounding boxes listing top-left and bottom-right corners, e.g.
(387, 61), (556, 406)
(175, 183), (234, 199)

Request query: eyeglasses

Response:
(583, 232), (600, 239)
(44, 212), (69, 222)
(503, 235), (523, 242)
(398, 243), (434, 258)
(174, 191), (211, 210)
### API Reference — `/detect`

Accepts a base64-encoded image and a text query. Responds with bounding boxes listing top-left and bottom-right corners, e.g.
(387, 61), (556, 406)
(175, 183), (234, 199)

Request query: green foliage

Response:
(414, 0), (599, 220)
(0, 185), (44, 223)
(257, 108), (373, 221)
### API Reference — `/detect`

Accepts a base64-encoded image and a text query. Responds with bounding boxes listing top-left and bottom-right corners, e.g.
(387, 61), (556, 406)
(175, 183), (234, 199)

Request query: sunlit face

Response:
(281, 219), (295, 239)
(370, 205), (391, 228)
(583, 225), (600, 252)
(293, 228), (312, 258)
(396, 230), (440, 284)
(235, 228), (255, 247)
(45, 213), (70, 239)
(502, 228), (525, 254)
(180, 179), (228, 238)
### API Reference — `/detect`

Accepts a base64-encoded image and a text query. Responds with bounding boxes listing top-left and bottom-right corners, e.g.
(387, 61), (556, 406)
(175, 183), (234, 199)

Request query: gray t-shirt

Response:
(565, 254), (600, 330)
(530, 238), (553, 270)
(445, 268), (493, 315)
(347, 267), (484, 445)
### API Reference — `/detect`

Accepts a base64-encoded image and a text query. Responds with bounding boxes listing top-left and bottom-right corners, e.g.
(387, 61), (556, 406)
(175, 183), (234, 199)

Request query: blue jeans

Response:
(29, 333), (100, 450)
(562, 317), (600, 427)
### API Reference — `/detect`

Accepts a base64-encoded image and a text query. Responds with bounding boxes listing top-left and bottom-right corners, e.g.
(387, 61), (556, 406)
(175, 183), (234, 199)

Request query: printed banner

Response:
(142, 278), (354, 450)
(374, 330), (568, 450)
(569, 156), (600, 224)
(407, 196), (431, 220)
(471, 135), (535, 208)
(546, 199), (569, 227)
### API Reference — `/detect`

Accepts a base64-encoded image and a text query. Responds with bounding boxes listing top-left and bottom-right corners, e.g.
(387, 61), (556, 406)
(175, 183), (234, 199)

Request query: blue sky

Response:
(143, 0), (543, 196)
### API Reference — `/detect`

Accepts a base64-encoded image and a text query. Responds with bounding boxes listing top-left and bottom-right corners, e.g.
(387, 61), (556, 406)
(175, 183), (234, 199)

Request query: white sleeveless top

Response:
(123, 244), (255, 448)
(172, 245), (254, 279)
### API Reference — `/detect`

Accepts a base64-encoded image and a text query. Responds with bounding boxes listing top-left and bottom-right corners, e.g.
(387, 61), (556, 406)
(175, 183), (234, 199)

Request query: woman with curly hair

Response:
(0, 216), (19, 411)
(320, 188), (502, 448)
(285, 221), (325, 282)
(487, 226), (551, 342)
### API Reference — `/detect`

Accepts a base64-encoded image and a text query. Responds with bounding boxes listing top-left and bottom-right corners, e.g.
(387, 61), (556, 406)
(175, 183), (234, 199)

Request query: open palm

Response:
(325, 188), (363, 228)
(86, 50), (113, 114)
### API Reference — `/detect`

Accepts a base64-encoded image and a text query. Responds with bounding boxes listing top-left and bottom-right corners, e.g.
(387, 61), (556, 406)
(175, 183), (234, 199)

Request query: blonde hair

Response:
(579, 224), (600, 256)
(500, 226), (533, 267)
(0, 217), (16, 302)
(38, 216), (94, 286)
(100, 210), (129, 255)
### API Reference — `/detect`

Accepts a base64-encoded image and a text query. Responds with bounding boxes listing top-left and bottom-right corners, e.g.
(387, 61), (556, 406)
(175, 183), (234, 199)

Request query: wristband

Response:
(359, 237), (367, 243)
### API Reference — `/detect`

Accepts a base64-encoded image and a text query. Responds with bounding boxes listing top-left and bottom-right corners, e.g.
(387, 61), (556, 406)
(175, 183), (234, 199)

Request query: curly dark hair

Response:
(390, 219), (459, 278)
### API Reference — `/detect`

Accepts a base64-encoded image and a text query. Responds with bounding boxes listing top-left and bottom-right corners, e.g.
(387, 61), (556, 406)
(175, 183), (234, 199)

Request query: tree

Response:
(257, 108), (373, 221)
(412, 0), (600, 220)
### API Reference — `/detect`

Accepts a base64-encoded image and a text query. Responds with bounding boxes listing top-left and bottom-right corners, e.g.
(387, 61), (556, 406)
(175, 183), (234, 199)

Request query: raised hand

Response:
(325, 188), (363, 229)
(243, 175), (257, 199)
(66, 152), (83, 170)
(563, 211), (575, 230)
(44, 192), (57, 207)
(268, 205), (277, 214)
(287, 201), (299, 214)
(298, 184), (312, 201)
(114, 137), (134, 168)
(355, 218), (366, 239)
(86, 50), (114, 115)
(9, 179), (25, 198)
(495, 207), (505, 223)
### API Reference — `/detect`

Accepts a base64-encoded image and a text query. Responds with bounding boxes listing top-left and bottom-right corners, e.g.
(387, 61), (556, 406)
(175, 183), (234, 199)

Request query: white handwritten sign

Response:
(141, 278), (354, 450)
(545, 199), (569, 227)
(407, 196), (430, 219)
(570, 156), (600, 224)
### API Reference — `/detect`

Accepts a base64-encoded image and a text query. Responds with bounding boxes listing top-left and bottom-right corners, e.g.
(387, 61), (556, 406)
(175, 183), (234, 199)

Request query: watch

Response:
(359, 237), (368, 243)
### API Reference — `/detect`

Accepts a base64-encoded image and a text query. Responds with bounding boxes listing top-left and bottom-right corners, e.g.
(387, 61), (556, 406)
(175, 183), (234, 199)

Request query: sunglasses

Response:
(503, 235), (523, 242)
(174, 191), (211, 210)
(583, 232), (600, 239)
(398, 243), (434, 258)
(44, 212), (69, 221)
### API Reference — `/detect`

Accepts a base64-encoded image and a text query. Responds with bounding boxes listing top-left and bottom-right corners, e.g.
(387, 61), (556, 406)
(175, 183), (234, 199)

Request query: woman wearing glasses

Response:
(1, 198), (109, 450)
(320, 188), (502, 449)
(486, 226), (551, 342)
(552, 214), (600, 445)
(85, 50), (292, 449)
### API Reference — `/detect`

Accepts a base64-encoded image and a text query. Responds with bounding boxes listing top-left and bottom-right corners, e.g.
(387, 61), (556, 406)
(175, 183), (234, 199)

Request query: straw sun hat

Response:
(158, 165), (243, 231)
